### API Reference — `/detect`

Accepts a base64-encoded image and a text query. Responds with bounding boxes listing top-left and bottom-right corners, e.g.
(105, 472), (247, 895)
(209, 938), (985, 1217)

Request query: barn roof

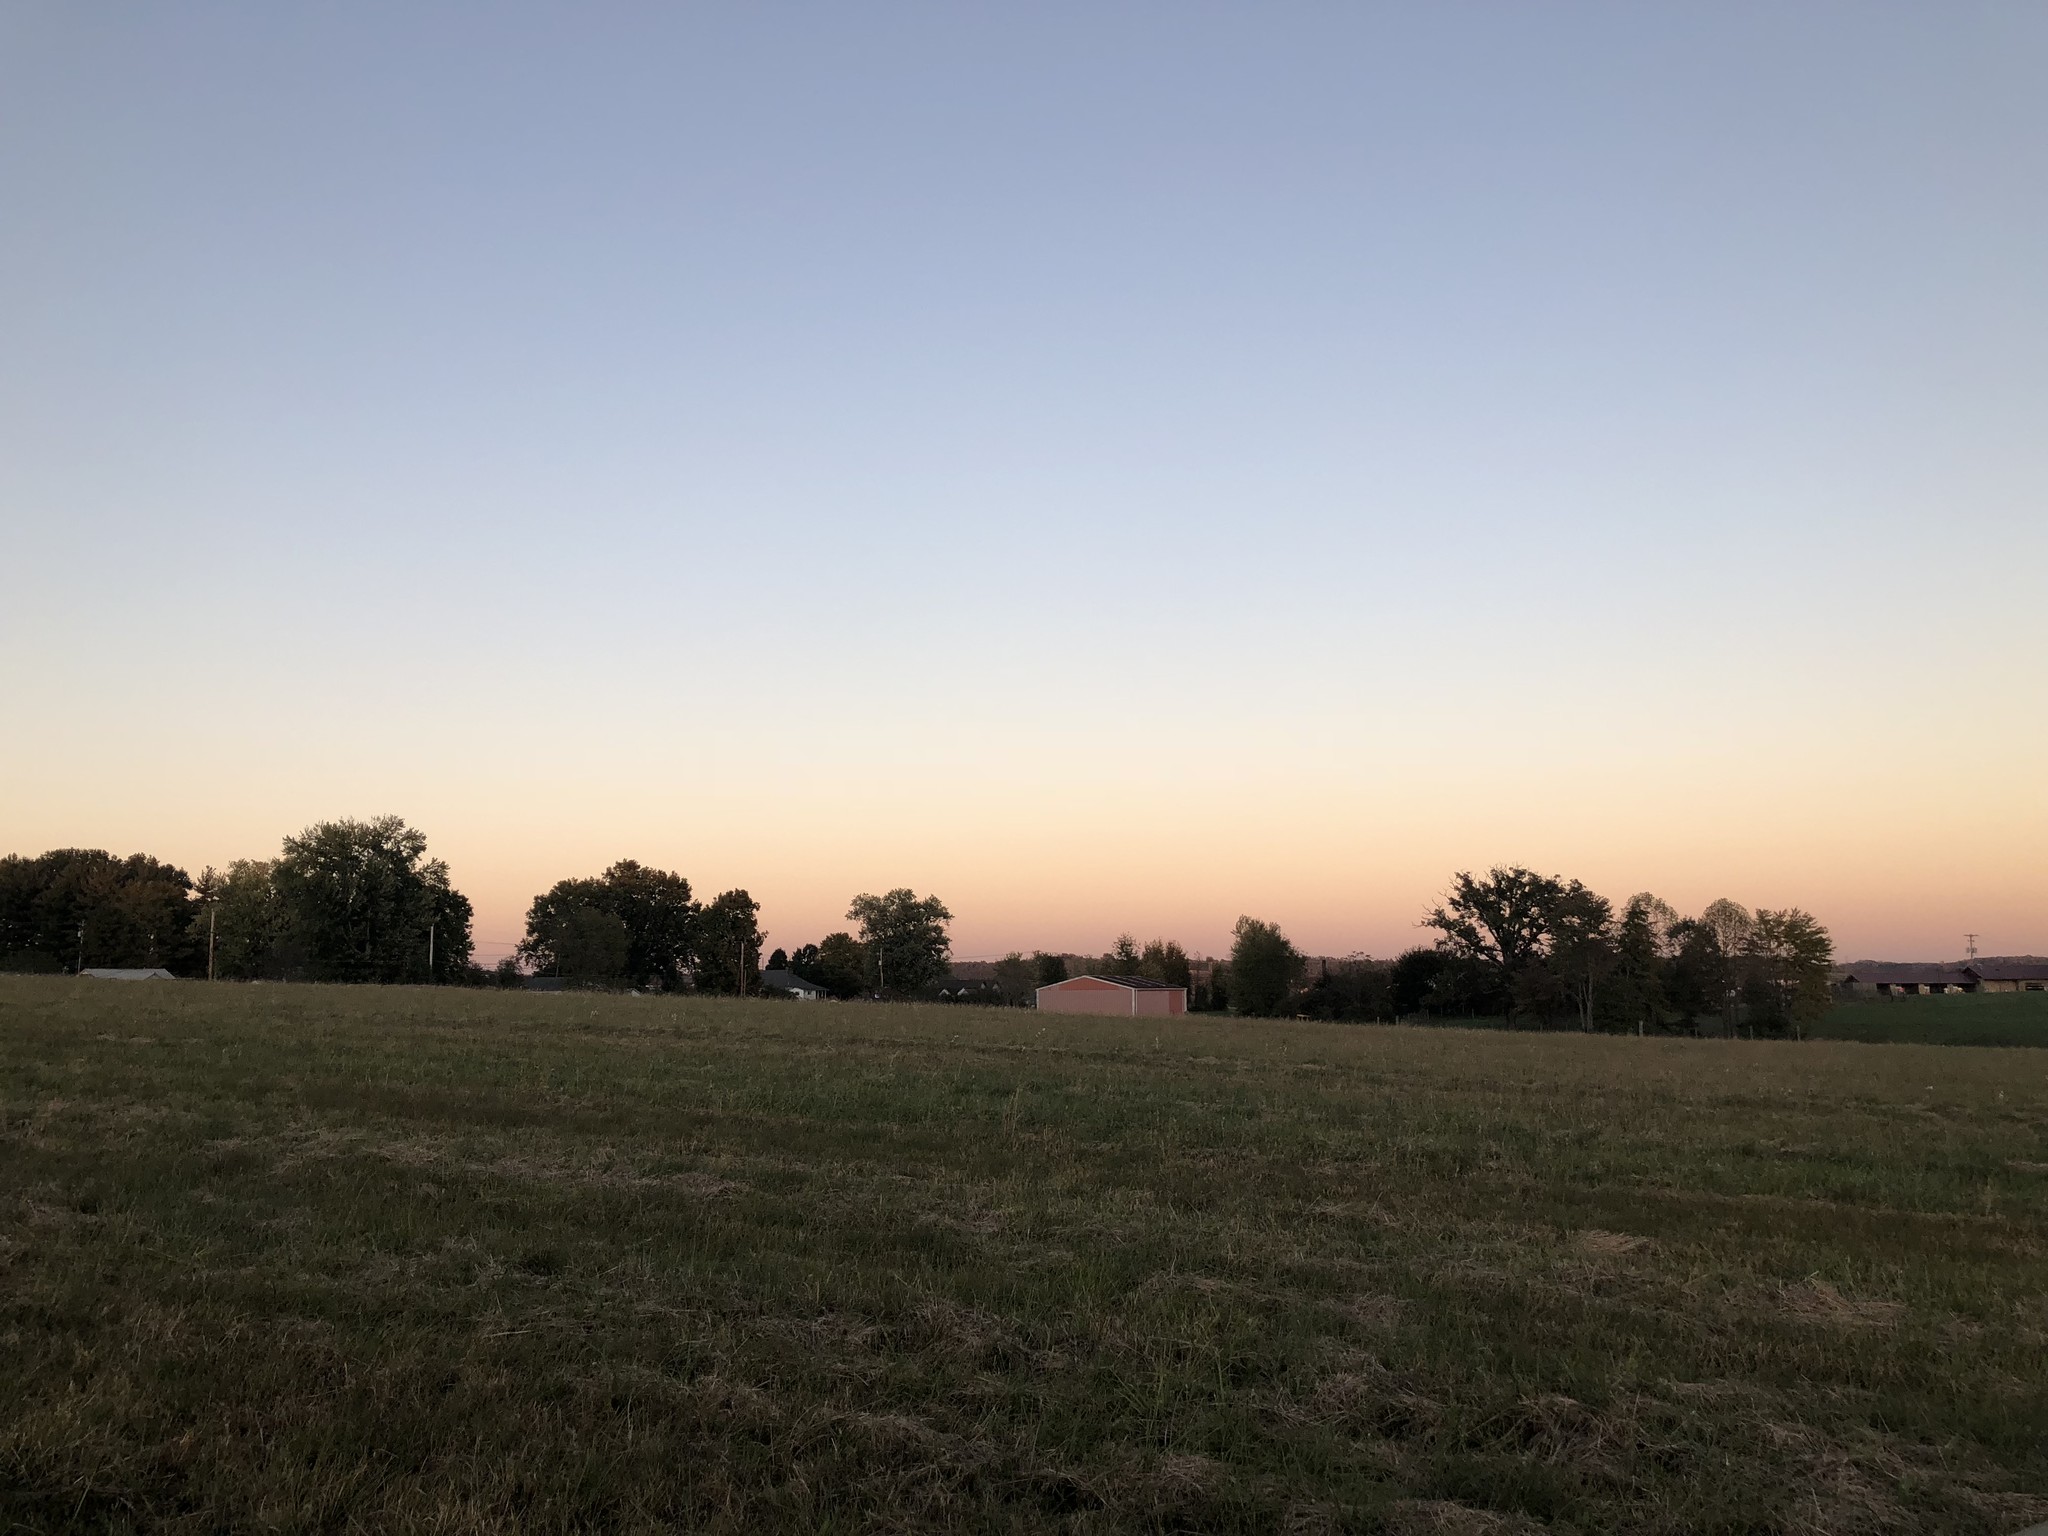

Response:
(1965, 963), (2048, 982)
(1048, 973), (1182, 990)
(1838, 964), (1968, 985)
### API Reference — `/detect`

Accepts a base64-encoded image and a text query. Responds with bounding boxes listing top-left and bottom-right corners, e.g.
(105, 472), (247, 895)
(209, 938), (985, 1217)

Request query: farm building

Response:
(1966, 962), (2048, 993)
(78, 968), (176, 981)
(1837, 960), (2048, 996)
(1838, 964), (1973, 996)
(1036, 974), (1186, 1016)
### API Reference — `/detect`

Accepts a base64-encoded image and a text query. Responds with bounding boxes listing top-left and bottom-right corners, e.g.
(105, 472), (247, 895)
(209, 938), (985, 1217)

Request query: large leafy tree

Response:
(554, 908), (631, 986)
(519, 860), (696, 990)
(991, 952), (1037, 1006)
(193, 860), (289, 981)
(1610, 893), (1678, 1034)
(1665, 919), (1731, 1032)
(1388, 946), (1449, 1016)
(1424, 867), (1565, 1019)
(1294, 956), (1393, 1022)
(694, 889), (764, 995)
(272, 817), (472, 984)
(1545, 883), (1615, 1032)
(846, 888), (953, 996)
(790, 931), (867, 999)
(0, 850), (198, 974)
(1228, 915), (1302, 1017)
(1741, 908), (1834, 1035)
(1101, 934), (1143, 973)
(1138, 938), (1193, 988)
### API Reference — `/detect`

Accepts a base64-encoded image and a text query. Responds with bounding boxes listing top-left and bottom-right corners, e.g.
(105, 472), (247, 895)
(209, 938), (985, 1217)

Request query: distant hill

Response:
(1838, 954), (2048, 971)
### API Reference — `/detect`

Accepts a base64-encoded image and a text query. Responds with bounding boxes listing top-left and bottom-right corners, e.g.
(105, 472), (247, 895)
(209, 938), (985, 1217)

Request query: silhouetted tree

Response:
(795, 932), (868, 998)
(1609, 893), (1677, 1033)
(272, 817), (472, 984)
(519, 860), (695, 991)
(1229, 916), (1302, 1016)
(1294, 957), (1393, 1022)
(1138, 938), (1193, 988)
(0, 849), (199, 974)
(1741, 908), (1834, 1036)
(847, 888), (952, 996)
(1389, 947), (1449, 1016)
(1425, 866), (1566, 1022)
(992, 952), (1036, 1005)
(553, 908), (630, 986)
(694, 889), (764, 995)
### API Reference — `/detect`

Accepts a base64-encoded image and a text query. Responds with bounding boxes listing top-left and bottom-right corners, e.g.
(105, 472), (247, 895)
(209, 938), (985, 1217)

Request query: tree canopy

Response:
(789, 932), (867, 998)
(1420, 870), (1833, 1035)
(519, 860), (695, 989)
(847, 888), (952, 996)
(694, 889), (765, 995)
(0, 849), (198, 974)
(271, 817), (473, 984)
(1228, 916), (1302, 1017)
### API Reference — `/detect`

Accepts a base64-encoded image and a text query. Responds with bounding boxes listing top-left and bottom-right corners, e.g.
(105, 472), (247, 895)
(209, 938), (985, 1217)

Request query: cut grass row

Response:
(2, 976), (2045, 1532)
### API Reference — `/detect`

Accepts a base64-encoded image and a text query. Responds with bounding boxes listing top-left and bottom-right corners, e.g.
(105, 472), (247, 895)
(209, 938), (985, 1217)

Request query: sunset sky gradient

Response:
(3, 4), (2044, 964)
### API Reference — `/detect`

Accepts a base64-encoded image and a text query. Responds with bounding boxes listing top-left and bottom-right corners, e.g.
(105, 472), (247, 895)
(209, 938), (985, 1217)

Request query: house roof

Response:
(760, 968), (825, 994)
(1965, 963), (2048, 982)
(78, 968), (176, 981)
(1045, 973), (1183, 991)
(1838, 964), (1969, 984)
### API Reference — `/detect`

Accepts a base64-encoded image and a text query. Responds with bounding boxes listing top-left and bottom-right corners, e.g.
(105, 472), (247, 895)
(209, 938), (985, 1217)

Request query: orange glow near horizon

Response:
(6, 707), (2041, 966)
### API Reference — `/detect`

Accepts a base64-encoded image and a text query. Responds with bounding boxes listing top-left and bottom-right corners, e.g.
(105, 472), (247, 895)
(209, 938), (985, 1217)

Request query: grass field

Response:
(3, 977), (2045, 1534)
(1811, 992), (2048, 1050)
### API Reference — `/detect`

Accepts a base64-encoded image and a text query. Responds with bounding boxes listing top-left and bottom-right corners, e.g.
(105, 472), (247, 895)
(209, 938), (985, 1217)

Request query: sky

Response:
(3, 3), (2044, 966)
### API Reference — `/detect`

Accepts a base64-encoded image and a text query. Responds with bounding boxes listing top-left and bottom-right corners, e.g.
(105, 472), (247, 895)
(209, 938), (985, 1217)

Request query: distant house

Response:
(759, 968), (827, 1001)
(1036, 974), (1187, 1017)
(938, 978), (1003, 1004)
(78, 968), (176, 981)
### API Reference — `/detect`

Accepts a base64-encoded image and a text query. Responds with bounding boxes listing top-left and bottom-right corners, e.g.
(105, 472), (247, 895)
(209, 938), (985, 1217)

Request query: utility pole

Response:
(76, 923), (85, 975)
(428, 920), (436, 983)
(208, 904), (217, 982)
(1965, 932), (1979, 962)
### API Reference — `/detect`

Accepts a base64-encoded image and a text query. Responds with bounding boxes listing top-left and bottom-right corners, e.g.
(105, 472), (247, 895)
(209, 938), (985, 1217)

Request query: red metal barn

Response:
(1035, 974), (1187, 1017)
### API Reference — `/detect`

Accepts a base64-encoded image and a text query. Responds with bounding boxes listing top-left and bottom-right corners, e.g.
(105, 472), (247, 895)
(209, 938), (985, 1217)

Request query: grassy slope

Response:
(2, 978), (2045, 1535)
(1812, 991), (2048, 1049)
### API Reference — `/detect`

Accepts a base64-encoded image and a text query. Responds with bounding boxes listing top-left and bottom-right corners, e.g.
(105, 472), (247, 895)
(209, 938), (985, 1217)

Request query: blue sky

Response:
(3, 4), (2044, 959)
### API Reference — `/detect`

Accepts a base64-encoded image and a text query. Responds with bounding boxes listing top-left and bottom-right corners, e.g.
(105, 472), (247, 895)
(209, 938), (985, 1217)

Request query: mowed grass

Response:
(1812, 992), (2048, 1050)
(2, 979), (2045, 1534)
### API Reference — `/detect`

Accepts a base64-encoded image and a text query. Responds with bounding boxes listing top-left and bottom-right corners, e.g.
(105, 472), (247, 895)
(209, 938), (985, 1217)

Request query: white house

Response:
(758, 968), (827, 1001)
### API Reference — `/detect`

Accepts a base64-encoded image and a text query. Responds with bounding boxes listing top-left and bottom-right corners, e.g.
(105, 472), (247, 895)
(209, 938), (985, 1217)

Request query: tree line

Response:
(520, 866), (955, 999)
(934, 872), (1834, 1036)
(1, 819), (472, 983)
(2, 829), (1834, 1033)
(1187, 868), (1832, 1035)
(0, 819), (957, 999)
